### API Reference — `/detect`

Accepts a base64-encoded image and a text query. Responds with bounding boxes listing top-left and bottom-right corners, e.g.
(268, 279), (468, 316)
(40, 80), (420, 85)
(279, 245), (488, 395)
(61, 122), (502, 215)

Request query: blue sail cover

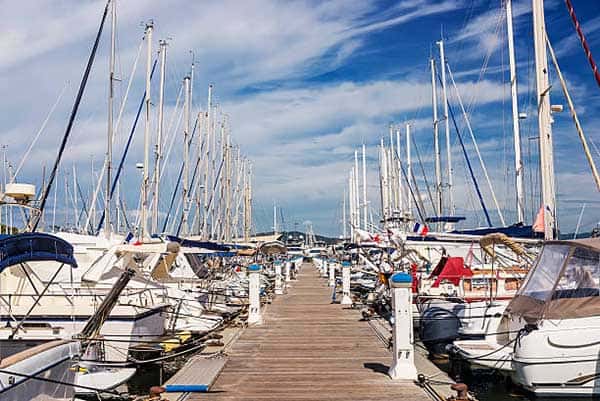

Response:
(165, 235), (231, 251)
(0, 232), (77, 272)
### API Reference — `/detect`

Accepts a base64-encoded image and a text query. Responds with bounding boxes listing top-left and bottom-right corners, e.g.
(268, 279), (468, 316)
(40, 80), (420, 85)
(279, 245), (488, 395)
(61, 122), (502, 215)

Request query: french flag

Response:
(412, 222), (429, 236)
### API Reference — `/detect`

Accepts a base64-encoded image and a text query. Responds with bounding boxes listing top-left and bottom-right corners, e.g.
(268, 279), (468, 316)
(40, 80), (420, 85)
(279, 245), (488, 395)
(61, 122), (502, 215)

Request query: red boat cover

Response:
(429, 256), (472, 287)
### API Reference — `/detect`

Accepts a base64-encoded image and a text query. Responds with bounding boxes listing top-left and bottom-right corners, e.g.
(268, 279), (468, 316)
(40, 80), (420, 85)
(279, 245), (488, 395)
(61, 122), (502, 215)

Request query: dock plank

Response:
(184, 264), (439, 401)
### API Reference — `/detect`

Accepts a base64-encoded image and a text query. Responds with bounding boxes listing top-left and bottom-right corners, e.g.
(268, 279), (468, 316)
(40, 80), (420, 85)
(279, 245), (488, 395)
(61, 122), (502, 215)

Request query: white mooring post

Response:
(388, 272), (417, 380)
(248, 264), (262, 325)
(328, 259), (336, 287)
(341, 261), (352, 305)
(321, 258), (328, 277)
(285, 260), (292, 282)
(275, 262), (283, 295)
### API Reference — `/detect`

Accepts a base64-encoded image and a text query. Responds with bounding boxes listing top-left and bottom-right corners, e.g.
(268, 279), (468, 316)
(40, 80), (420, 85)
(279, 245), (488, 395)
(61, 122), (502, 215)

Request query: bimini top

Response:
(259, 241), (287, 255)
(0, 232), (77, 272)
(507, 238), (600, 322)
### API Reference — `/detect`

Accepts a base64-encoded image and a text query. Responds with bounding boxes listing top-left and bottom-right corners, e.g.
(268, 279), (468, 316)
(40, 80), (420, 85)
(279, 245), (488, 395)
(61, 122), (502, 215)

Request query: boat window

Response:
(518, 244), (570, 302)
(553, 246), (600, 299)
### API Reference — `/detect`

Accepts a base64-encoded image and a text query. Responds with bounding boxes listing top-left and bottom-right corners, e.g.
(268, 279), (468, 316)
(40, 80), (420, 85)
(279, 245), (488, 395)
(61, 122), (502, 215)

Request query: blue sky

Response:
(1, 0), (599, 237)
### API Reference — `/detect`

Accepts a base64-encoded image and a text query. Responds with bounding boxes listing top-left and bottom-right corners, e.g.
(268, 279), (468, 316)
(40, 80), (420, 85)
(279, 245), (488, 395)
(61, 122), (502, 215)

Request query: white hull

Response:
(511, 318), (600, 396)
(0, 340), (80, 401)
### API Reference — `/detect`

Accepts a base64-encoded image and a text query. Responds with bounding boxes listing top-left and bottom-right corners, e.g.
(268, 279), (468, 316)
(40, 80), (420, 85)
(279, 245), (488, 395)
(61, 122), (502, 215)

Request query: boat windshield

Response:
(508, 242), (600, 321)
(518, 244), (570, 302)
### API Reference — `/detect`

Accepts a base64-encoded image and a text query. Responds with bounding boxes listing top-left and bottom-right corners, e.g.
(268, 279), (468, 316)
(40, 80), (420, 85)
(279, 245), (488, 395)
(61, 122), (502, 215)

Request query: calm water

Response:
(437, 357), (595, 401)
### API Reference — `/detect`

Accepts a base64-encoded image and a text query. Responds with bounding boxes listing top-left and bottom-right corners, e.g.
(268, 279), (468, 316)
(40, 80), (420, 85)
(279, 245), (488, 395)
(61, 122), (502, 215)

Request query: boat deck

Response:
(179, 263), (444, 401)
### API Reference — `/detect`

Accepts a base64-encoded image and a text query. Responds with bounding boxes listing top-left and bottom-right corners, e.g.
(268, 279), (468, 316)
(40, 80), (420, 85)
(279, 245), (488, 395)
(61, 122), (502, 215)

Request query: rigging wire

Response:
(32, 0), (111, 232)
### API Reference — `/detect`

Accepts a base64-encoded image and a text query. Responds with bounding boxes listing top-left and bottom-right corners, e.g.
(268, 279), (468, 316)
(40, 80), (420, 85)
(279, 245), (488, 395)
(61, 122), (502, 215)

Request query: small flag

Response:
(124, 232), (135, 244)
(533, 206), (545, 233)
(413, 222), (429, 236)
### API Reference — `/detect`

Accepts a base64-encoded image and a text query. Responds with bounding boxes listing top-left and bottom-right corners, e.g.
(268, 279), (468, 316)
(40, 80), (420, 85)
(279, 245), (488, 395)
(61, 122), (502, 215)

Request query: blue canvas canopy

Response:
(0, 232), (77, 272)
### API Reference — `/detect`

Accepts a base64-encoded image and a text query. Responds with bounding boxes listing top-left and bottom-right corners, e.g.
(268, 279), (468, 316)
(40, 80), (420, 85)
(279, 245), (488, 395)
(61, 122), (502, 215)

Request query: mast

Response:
(438, 39), (454, 215)
(182, 75), (191, 236)
(395, 127), (403, 214)
(243, 162), (252, 241)
(361, 143), (368, 230)
(273, 202), (278, 235)
(104, 0), (116, 238)
(202, 85), (213, 239)
(430, 57), (443, 216)
(506, 0), (525, 223)
(349, 169), (355, 238)
(532, 0), (556, 240)
(152, 39), (167, 234)
(354, 150), (360, 229)
(342, 188), (347, 239)
(406, 123), (412, 215)
(140, 21), (153, 241)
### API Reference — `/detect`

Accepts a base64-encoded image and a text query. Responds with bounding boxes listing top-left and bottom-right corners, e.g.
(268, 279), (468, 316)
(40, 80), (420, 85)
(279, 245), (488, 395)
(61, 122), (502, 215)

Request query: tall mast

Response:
(379, 138), (388, 223)
(406, 123), (412, 215)
(342, 188), (347, 239)
(533, 0), (556, 239)
(202, 85), (213, 239)
(182, 75), (191, 236)
(430, 57), (443, 216)
(438, 39), (454, 215)
(354, 150), (360, 229)
(140, 21), (153, 240)
(104, 0), (116, 238)
(243, 162), (252, 241)
(153, 39), (167, 234)
(273, 201), (277, 235)
(395, 127), (403, 213)
(349, 169), (355, 237)
(506, 0), (525, 223)
(361, 144), (368, 230)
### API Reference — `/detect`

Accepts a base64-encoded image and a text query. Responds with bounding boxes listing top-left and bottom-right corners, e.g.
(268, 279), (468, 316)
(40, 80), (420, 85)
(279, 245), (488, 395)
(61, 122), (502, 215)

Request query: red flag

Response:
(533, 206), (545, 233)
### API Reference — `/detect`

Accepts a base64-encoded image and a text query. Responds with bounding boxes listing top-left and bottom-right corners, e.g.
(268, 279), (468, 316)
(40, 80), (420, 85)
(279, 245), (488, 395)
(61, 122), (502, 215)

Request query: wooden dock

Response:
(179, 264), (446, 401)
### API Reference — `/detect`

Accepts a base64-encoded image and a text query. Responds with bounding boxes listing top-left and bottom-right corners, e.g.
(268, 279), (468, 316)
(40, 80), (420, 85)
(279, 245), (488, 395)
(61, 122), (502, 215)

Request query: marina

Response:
(1, 0), (600, 400)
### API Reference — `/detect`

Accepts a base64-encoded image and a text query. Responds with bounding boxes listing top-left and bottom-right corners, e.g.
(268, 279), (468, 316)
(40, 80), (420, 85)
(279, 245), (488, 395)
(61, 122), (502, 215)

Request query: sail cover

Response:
(0, 232), (77, 272)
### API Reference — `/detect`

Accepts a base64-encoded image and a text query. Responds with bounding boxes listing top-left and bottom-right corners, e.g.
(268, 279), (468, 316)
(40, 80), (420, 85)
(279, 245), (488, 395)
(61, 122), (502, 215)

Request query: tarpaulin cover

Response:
(0, 232), (77, 272)
(429, 256), (472, 287)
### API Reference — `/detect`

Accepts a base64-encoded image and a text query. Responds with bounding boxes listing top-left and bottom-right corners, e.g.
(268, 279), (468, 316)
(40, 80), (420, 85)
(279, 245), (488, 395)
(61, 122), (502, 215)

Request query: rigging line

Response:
(85, 37), (144, 230)
(95, 59), (158, 234)
(174, 117), (201, 236)
(447, 63), (506, 225)
(0, 367), (121, 396)
(411, 130), (436, 216)
(12, 82), (69, 182)
(449, 100), (493, 227)
(75, 178), (93, 234)
(546, 34), (600, 192)
(161, 164), (183, 233)
(564, 0), (600, 88)
(31, 0), (110, 232)
(390, 145), (426, 222)
(437, 70), (492, 226)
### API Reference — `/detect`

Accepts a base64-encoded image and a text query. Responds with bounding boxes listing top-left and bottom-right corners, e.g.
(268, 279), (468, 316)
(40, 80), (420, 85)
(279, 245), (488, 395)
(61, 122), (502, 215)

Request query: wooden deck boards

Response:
(185, 264), (435, 401)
